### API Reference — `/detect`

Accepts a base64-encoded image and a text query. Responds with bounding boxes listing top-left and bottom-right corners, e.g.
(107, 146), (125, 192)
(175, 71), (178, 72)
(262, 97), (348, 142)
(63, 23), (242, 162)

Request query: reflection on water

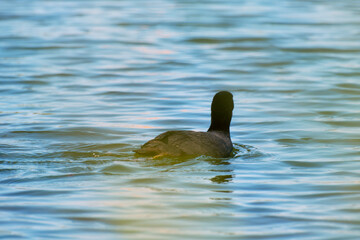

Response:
(1, 0), (360, 239)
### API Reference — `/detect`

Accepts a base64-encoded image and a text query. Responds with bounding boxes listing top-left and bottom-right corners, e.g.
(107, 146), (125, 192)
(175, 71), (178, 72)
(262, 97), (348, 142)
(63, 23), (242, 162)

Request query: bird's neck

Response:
(207, 112), (231, 136)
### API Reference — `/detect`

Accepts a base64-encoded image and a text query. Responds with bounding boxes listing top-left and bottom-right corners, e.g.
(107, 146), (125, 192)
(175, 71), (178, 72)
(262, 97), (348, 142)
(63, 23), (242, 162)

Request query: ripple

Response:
(284, 161), (322, 168)
(8, 128), (122, 141)
(335, 72), (360, 77)
(280, 47), (360, 53)
(6, 45), (83, 51)
(5, 189), (72, 197)
(0, 173), (97, 185)
(100, 163), (137, 175)
(33, 73), (76, 78)
(221, 46), (268, 52)
(127, 177), (167, 185)
(186, 36), (270, 44)
(321, 120), (360, 127)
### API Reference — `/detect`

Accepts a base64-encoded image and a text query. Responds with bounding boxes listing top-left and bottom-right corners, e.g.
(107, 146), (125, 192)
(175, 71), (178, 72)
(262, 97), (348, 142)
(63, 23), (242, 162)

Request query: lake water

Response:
(1, 0), (360, 239)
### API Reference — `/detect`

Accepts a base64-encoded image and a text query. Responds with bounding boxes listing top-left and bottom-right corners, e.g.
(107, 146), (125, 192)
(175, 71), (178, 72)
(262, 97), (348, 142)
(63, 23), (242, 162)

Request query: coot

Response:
(134, 91), (234, 158)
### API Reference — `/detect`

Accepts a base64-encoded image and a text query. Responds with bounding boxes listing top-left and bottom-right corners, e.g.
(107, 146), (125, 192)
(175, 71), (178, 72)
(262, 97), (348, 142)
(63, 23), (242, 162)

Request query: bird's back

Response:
(134, 130), (232, 158)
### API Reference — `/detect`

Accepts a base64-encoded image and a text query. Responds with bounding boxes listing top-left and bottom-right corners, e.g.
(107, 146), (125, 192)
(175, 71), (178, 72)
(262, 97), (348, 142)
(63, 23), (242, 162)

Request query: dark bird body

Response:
(134, 91), (234, 159)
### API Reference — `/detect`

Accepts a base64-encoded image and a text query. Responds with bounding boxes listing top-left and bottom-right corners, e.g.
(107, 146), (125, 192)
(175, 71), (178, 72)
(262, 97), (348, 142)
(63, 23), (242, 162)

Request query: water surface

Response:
(1, 0), (360, 239)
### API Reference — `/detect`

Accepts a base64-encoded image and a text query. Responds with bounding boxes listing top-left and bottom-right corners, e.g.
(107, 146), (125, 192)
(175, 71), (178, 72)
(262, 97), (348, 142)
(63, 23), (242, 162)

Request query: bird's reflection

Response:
(210, 174), (234, 184)
(205, 158), (234, 184)
(207, 144), (255, 184)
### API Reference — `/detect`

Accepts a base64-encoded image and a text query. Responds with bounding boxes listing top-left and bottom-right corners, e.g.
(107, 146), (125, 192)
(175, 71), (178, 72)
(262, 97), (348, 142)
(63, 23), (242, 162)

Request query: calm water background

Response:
(1, 0), (360, 239)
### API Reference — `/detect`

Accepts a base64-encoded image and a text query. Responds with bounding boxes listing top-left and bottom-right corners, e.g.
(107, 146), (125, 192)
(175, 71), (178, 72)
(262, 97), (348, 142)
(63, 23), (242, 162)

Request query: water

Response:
(1, 0), (360, 239)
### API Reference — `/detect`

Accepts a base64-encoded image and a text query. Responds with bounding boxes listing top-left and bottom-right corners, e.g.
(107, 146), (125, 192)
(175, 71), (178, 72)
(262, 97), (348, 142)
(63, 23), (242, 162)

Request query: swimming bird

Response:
(134, 91), (234, 159)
